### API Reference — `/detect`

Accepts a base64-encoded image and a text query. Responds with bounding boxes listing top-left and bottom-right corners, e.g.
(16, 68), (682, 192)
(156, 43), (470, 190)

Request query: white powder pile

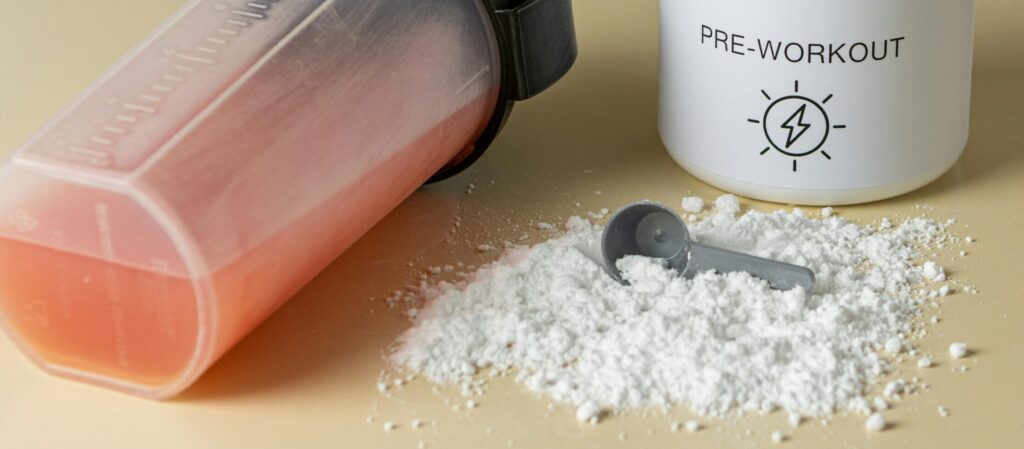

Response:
(390, 196), (958, 421)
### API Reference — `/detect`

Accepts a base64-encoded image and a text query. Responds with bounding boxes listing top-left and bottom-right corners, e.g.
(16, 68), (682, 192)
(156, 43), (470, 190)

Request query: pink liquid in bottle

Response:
(0, 0), (501, 397)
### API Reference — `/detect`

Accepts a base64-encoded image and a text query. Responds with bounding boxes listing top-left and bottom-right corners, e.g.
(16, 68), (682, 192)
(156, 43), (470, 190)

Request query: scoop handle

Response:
(681, 243), (815, 291)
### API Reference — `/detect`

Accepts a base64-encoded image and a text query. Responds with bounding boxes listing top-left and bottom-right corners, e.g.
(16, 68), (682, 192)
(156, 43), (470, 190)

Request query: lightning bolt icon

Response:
(781, 104), (812, 148)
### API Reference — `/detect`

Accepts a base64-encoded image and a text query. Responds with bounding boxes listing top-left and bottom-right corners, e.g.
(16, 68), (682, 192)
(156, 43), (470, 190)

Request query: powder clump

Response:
(575, 402), (602, 424)
(681, 196), (705, 214)
(949, 342), (968, 359)
(391, 196), (957, 419)
(713, 194), (741, 216)
(865, 413), (886, 432)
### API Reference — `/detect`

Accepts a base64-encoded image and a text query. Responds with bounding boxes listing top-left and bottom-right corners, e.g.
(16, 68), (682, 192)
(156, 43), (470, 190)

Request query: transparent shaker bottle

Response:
(0, 0), (576, 398)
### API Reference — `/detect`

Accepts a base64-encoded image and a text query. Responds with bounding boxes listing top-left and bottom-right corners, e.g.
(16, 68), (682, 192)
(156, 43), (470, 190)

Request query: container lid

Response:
(427, 0), (578, 183)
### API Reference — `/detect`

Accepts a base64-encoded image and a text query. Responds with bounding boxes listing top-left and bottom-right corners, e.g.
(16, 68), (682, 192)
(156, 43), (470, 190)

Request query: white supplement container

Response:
(659, 0), (976, 205)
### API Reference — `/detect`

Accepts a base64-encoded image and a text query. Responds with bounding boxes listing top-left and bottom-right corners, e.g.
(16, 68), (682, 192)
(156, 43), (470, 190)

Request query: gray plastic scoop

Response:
(601, 202), (815, 291)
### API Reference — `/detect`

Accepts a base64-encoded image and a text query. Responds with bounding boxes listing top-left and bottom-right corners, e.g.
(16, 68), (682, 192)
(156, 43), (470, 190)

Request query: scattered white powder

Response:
(390, 196), (959, 420)
(922, 262), (947, 282)
(684, 420), (701, 432)
(884, 337), (903, 355)
(670, 421), (682, 433)
(949, 342), (968, 359)
(587, 208), (611, 220)
(771, 431), (785, 443)
(873, 397), (889, 411)
(787, 413), (802, 427)
(865, 413), (886, 432)
(821, 207), (834, 218)
(849, 397), (872, 415)
(917, 357), (933, 369)
(383, 421), (396, 432)
(411, 419), (424, 429)
(681, 196), (705, 213)
(938, 406), (950, 417)
(576, 402), (602, 424)
(884, 380), (908, 398)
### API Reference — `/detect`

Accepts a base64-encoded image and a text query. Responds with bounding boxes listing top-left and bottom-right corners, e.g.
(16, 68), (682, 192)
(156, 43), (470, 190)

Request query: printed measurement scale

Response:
(21, 0), (326, 173)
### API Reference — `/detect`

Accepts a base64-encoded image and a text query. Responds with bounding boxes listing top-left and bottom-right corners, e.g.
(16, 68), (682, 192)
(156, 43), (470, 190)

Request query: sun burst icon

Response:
(748, 80), (846, 172)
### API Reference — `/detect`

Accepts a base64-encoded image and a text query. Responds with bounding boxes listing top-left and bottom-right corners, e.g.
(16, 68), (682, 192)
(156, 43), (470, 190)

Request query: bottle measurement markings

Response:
(51, 1), (278, 167)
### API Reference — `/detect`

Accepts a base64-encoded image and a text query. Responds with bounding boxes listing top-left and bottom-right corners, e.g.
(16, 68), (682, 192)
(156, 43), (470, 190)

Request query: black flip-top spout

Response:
(428, 0), (578, 183)
(492, 0), (578, 101)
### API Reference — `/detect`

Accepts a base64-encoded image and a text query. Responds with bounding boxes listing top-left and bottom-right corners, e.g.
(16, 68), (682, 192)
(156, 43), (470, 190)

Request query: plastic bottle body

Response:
(0, 0), (501, 398)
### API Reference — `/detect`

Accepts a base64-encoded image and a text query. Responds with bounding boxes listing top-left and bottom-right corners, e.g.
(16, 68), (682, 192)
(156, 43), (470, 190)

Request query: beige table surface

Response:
(1, 1), (1023, 448)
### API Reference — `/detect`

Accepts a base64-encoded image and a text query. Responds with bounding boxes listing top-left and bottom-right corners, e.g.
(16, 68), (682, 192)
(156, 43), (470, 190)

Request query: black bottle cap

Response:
(427, 0), (578, 183)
